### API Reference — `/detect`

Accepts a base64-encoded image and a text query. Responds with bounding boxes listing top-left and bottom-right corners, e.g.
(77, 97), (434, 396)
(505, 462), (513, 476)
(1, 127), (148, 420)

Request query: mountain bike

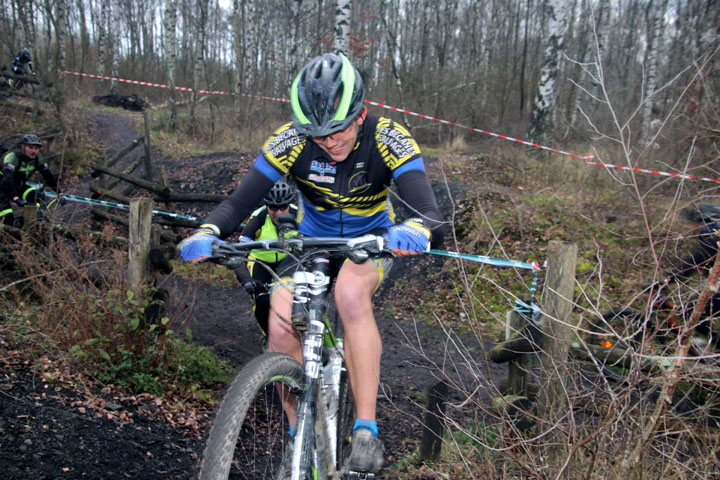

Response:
(197, 232), (391, 480)
(3, 65), (36, 93)
(3, 184), (64, 229)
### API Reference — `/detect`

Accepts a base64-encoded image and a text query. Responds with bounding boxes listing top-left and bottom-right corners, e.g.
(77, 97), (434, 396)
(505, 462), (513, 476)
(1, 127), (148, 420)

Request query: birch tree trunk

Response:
(527, 0), (568, 147)
(333, 0), (351, 55)
(109, 0), (119, 94)
(98, 0), (108, 91)
(164, 0), (178, 130)
(640, 0), (670, 144)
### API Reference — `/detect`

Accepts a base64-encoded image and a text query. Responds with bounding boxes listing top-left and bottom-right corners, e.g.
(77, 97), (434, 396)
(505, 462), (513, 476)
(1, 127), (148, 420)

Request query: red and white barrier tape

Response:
(62, 70), (231, 95)
(584, 160), (720, 184)
(63, 69), (720, 185)
(364, 100), (592, 160)
(363, 100), (720, 184)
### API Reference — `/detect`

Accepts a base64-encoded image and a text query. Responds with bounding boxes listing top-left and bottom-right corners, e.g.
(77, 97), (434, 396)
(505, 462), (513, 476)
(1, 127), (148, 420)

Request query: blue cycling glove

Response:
(178, 224), (223, 262)
(384, 218), (431, 252)
(237, 235), (253, 243)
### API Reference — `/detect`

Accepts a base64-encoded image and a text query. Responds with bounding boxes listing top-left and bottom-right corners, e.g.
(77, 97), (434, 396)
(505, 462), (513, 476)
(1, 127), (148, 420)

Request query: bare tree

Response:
(333, 0), (351, 55)
(527, 0), (568, 146)
(379, 0), (411, 131)
(164, 0), (178, 129)
(13, 0), (36, 53)
(189, 0), (208, 135)
(639, 0), (670, 144)
(51, 0), (68, 123)
(73, 0), (90, 72)
(97, 0), (108, 90)
(109, 0), (119, 93)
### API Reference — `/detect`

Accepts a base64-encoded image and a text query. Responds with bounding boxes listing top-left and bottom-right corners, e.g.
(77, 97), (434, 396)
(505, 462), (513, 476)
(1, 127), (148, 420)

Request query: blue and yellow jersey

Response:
(205, 115), (444, 246)
(252, 116), (426, 238)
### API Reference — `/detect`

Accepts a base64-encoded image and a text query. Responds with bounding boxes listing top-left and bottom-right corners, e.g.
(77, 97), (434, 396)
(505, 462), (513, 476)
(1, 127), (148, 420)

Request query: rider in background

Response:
(1, 134), (63, 227)
(233, 180), (298, 336)
(178, 52), (446, 474)
(10, 48), (33, 89)
(663, 204), (720, 339)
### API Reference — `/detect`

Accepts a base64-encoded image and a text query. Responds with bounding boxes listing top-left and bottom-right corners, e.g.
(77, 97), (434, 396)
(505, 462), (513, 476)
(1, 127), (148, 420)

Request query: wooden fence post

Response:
(21, 204), (38, 234)
(128, 198), (153, 298)
(537, 240), (577, 419)
(419, 380), (448, 461)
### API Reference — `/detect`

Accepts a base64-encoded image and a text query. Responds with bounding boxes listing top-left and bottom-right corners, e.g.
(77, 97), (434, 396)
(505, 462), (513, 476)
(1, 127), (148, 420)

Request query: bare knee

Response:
(335, 283), (373, 323)
(268, 287), (299, 353)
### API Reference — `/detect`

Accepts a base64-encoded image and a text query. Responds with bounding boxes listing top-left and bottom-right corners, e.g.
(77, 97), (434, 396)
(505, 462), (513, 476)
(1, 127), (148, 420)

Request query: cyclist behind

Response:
(178, 52), (445, 474)
(9, 48), (33, 89)
(1, 134), (64, 227)
(233, 180), (298, 336)
(662, 204), (720, 342)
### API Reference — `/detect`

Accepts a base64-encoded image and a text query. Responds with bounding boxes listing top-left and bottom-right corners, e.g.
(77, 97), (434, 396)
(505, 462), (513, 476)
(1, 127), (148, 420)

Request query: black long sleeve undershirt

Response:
(204, 167), (275, 238)
(394, 169), (446, 248)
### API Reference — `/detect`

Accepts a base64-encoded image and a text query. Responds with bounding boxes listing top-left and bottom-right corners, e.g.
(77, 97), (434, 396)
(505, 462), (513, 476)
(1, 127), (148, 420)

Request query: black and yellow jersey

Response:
(206, 115), (444, 246)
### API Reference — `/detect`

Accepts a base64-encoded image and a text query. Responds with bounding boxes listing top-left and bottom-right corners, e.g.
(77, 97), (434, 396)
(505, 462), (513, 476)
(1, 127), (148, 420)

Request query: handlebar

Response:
(210, 234), (392, 268)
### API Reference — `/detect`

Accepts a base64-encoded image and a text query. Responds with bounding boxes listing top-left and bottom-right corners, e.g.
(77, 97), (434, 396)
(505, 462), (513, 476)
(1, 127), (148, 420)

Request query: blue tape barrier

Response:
(28, 182), (204, 222)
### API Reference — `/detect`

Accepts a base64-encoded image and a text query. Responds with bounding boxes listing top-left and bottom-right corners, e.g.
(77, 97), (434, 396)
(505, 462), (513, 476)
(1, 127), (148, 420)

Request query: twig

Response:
(616, 239), (720, 475)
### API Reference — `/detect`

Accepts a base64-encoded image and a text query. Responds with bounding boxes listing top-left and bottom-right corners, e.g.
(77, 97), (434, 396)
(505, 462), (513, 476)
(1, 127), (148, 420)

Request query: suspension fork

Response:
(291, 257), (332, 479)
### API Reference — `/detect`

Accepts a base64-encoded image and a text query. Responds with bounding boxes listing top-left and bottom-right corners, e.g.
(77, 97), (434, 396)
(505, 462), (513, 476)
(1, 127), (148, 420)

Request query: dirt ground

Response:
(0, 109), (507, 479)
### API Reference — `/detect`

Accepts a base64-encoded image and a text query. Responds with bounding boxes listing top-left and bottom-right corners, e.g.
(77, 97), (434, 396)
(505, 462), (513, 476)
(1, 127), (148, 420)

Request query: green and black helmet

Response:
(290, 53), (365, 137)
(20, 134), (42, 146)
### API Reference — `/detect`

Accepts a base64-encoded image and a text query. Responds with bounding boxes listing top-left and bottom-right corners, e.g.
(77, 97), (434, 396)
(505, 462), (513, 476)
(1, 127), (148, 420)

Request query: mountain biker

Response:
(1, 134), (64, 227)
(178, 52), (446, 474)
(233, 180), (298, 336)
(9, 48), (33, 89)
(662, 204), (720, 342)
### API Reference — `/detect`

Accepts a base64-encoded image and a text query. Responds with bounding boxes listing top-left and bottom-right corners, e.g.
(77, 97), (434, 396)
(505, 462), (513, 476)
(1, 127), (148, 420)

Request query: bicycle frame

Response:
(290, 256), (339, 479)
(207, 234), (388, 480)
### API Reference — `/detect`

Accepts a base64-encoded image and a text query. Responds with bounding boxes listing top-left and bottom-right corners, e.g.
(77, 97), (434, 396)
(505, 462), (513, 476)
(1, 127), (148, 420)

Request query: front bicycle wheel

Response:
(198, 352), (304, 480)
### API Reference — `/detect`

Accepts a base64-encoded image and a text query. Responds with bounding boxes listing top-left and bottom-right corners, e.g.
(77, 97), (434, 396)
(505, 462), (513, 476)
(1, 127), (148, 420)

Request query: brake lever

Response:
(347, 234), (385, 253)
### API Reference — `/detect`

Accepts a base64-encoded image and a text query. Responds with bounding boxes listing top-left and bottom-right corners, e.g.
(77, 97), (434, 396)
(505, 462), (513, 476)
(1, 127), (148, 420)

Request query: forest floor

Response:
(0, 108), (508, 479)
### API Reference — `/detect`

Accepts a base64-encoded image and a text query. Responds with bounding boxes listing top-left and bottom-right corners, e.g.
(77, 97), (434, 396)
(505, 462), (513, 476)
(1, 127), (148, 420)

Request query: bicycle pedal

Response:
(346, 471), (375, 479)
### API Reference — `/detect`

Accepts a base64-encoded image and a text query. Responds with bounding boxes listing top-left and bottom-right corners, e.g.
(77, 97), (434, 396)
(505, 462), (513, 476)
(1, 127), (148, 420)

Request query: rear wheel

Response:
(197, 352), (303, 480)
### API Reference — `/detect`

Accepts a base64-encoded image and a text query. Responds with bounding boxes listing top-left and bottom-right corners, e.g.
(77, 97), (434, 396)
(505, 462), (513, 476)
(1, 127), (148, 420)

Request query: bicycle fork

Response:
(290, 258), (333, 480)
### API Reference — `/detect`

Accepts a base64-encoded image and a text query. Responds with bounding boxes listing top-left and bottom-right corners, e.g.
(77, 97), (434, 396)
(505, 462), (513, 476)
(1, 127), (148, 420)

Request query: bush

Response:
(1, 227), (231, 401)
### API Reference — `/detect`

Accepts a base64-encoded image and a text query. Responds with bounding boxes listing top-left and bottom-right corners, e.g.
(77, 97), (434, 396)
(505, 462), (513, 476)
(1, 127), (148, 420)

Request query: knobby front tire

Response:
(197, 352), (304, 480)
(335, 370), (355, 471)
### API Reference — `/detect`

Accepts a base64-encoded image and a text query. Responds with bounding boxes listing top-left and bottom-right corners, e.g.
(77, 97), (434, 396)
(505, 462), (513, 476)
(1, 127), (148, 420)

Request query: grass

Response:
(1, 230), (233, 405)
(170, 258), (237, 286)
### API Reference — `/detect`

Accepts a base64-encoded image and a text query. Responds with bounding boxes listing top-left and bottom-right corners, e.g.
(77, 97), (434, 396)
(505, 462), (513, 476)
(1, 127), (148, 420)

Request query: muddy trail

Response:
(0, 110), (507, 479)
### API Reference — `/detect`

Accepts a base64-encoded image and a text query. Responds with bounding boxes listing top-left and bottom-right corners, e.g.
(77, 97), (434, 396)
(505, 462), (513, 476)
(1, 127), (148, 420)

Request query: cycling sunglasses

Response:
(267, 204), (290, 211)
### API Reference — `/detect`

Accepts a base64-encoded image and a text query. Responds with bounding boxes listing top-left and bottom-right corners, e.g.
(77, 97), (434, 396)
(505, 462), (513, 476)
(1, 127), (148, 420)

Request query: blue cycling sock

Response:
(289, 425), (296, 438)
(352, 419), (378, 438)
